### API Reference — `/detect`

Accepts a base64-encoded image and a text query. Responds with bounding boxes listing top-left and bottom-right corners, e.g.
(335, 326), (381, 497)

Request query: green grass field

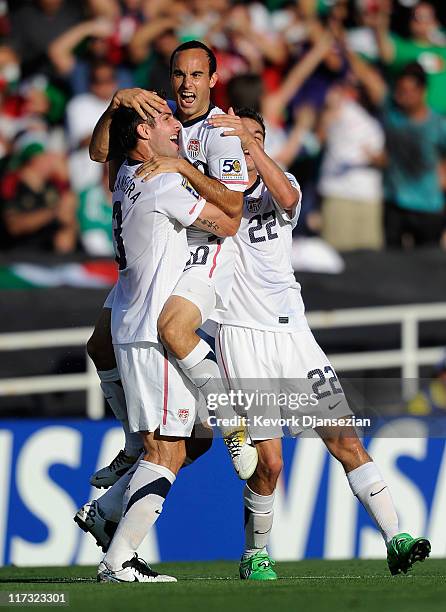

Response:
(1, 559), (445, 612)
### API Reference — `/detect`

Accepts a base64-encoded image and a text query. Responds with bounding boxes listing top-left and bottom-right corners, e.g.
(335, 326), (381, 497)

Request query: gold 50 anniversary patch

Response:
(219, 158), (244, 182)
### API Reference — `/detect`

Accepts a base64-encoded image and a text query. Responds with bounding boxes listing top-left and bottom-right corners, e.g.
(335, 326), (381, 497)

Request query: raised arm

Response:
(48, 19), (114, 76)
(89, 88), (168, 162)
(344, 44), (387, 107)
(371, 10), (395, 65)
(128, 16), (179, 64)
(263, 32), (334, 121)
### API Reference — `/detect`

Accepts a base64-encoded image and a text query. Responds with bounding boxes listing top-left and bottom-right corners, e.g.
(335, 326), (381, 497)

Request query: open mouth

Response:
(170, 134), (179, 148)
(179, 91), (196, 106)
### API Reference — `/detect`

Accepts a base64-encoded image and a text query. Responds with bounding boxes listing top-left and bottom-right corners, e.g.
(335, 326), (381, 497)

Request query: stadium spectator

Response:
(77, 164), (113, 256)
(66, 60), (116, 191)
(346, 53), (446, 249)
(227, 73), (312, 170)
(128, 15), (180, 95)
(8, 0), (84, 77)
(1, 134), (77, 253)
(48, 17), (134, 96)
(0, 0), (445, 256)
(373, 1), (446, 114)
(318, 31), (385, 252)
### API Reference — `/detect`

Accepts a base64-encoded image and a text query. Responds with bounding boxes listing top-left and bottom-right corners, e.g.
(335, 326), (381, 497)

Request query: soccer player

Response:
(96, 101), (239, 582)
(203, 107), (431, 579)
(85, 41), (256, 489)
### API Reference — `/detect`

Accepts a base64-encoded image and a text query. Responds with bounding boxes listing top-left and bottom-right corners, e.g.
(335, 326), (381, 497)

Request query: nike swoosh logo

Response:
(370, 486), (387, 497)
(254, 529), (271, 535)
(328, 400), (342, 410)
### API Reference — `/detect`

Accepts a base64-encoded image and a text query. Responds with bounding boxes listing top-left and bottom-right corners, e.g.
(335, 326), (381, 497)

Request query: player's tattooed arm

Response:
(192, 203), (239, 237)
(195, 216), (221, 234)
(89, 89), (167, 162)
(136, 157), (243, 221)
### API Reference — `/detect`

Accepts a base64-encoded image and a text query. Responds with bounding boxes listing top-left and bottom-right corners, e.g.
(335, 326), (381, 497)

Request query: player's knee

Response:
(257, 453), (283, 485)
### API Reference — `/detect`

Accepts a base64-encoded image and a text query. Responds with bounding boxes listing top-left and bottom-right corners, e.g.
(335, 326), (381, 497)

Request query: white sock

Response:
(97, 368), (142, 456)
(97, 454), (142, 523)
(104, 460), (175, 569)
(347, 461), (400, 544)
(178, 340), (239, 436)
(243, 485), (275, 559)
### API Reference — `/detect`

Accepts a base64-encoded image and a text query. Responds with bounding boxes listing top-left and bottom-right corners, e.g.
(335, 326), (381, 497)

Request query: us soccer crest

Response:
(247, 197), (262, 213)
(178, 408), (189, 424)
(187, 139), (200, 159)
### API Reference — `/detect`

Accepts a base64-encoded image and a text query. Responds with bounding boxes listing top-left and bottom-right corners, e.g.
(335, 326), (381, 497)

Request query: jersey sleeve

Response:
(272, 172), (302, 230)
(206, 125), (249, 192)
(155, 173), (206, 227)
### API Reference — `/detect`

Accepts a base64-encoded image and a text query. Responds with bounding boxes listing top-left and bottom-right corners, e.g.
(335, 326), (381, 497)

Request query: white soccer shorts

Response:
(170, 273), (217, 327)
(215, 325), (352, 439)
(114, 341), (202, 437)
(172, 238), (235, 321)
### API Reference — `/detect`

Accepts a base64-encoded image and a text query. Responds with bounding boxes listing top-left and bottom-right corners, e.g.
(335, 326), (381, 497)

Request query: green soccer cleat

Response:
(239, 551), (277, 581)
(386, 532), (431, 575)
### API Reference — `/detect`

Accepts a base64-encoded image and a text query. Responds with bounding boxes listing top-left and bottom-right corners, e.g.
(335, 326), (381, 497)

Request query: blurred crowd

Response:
(0, 0), (446, 256)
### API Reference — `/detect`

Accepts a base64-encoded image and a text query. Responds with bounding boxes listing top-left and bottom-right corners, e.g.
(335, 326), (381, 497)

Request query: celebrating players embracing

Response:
(85, 41), (257, 490)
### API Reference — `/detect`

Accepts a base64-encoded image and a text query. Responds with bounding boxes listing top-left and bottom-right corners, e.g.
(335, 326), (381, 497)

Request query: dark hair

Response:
(109, 90), (166, 154)
(109, 107), (153, 155)
(235, 107), (266, 138)
(170, 40), (217, 76)
(227, 74), (263, 112)
(396, 62), (428, 89)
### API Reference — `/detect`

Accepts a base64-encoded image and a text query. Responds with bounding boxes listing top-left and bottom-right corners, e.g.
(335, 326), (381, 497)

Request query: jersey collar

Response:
(178, 104), (215, 128)
(126, 157), (143, 166)
(244, 175), (261, 196)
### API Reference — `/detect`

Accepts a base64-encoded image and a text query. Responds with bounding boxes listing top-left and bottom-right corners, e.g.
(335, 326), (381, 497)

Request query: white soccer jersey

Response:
(178, 105), (249, 309)
(214, 173), (309, 332)
(111, 159), (205, 344)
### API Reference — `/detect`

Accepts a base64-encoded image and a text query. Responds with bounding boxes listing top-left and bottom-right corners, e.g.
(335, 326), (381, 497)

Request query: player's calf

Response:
(239, 439), (282, 580)
(101, 433), (184, 574)
(319, 424), (370, 473)
(248, 439), (283, 495)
